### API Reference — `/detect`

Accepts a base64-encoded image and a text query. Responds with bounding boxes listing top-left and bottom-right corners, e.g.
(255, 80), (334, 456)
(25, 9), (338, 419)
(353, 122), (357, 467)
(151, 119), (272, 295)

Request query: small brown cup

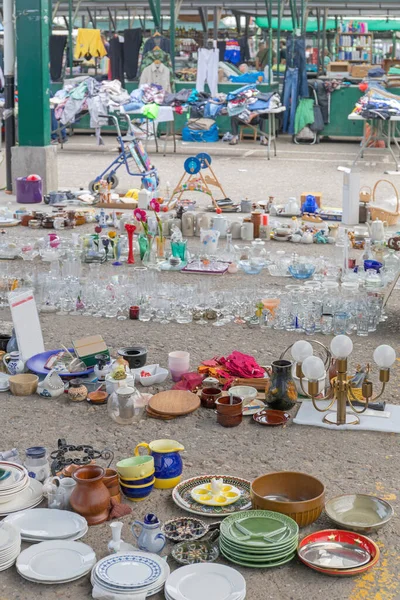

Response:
(215, 395), (243, 427)
(200, 387), (222, 409)
(103, 468), (121, 502)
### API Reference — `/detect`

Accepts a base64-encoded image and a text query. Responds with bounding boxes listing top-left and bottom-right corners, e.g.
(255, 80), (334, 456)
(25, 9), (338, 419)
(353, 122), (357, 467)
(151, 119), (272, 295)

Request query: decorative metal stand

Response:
(50, 438), (114, 475)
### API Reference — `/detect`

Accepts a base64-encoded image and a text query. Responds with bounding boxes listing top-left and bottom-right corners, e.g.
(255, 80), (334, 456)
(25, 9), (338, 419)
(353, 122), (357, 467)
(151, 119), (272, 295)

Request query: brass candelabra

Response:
(289, 336), (395, 426)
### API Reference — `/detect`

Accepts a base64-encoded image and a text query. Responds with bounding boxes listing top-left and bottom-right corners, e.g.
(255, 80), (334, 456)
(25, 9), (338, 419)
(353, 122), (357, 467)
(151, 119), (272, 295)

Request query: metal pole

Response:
(170, 0), (175, 71)
(213, 7), (218, 41)
(277, 0), (281, 67)
(268, 0), (272, 81)
(4, 0), (15, 193)
(68, 0), (73, 77)
(321, 8), (327, 71)
(49, 0), (52, 35)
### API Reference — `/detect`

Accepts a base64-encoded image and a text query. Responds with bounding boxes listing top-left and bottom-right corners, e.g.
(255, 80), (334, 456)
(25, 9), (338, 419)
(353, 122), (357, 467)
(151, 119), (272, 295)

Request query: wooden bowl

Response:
(251, 471), (325, 527)
(9, 374), (39, 396)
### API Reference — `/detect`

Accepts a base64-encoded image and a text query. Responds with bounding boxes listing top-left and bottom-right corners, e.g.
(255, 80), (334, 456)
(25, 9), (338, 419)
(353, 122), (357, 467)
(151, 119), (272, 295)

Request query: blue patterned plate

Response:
(95, 553), (162, 590)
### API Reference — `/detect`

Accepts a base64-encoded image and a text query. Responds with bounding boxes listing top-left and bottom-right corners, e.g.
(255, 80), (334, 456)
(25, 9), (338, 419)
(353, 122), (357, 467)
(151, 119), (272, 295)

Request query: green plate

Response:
(221, 530), (298, 553)
(221, 510), (299, 549)
(221, 546), (297, 568)
(220, 537), (298, 560)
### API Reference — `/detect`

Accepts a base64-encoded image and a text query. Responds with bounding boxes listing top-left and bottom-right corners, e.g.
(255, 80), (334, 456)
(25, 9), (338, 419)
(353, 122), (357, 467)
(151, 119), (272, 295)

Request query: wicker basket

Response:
(359, 185), (371, 203)
(370, 179), (400, 226)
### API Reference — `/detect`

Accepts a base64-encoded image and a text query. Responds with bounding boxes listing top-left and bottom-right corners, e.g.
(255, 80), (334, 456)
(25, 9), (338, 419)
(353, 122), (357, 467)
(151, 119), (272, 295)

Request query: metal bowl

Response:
(325, 494), (394, 534)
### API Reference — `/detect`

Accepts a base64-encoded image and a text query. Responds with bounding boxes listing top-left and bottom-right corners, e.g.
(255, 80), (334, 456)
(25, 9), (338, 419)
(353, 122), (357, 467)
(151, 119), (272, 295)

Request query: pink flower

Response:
(150, 198), (160, 213)
(133, 208), (147, 222)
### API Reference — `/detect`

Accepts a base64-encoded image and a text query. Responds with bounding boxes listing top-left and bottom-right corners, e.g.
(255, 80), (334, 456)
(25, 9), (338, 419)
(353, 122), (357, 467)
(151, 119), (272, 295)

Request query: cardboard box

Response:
(328, 61), (350, 73)
(300, 192), (322, 208)
(72, 335), (109, 367)
(351, 64), (372, 78)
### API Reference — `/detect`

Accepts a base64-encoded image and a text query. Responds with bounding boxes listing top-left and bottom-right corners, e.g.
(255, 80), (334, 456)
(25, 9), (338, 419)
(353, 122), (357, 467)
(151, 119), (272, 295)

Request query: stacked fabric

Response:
(354, 84), (400, 119)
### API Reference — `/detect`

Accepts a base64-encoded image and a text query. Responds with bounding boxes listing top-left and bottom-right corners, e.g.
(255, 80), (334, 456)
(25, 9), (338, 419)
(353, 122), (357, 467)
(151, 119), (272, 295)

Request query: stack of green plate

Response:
(220, 510), (299, 568)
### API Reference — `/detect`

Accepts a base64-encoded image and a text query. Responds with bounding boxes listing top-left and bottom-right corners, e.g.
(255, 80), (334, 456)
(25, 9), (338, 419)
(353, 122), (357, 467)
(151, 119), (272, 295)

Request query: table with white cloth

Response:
(124, 105), (176, 156)
(348, 113), (400, 171)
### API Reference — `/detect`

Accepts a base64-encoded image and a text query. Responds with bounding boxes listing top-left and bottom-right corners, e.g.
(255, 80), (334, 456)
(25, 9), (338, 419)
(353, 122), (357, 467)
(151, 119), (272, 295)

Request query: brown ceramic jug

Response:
(70, 465), (110, 525)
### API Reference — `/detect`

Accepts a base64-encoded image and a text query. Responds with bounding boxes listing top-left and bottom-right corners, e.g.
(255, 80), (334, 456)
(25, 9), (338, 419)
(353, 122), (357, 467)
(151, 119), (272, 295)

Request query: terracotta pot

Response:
(70, 465), (110, 525)
(104, 468), (121, 502)
(200, 387), (221, 409)
(215, 396), (243, 427)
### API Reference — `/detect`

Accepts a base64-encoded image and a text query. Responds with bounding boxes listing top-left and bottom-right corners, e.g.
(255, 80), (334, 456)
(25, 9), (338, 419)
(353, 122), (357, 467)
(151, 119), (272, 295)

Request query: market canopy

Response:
(256, 17), (400, 32)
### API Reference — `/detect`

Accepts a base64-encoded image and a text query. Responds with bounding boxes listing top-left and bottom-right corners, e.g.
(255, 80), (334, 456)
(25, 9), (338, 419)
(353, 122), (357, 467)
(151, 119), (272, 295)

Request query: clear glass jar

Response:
(320, 313), (333, 335)
(333, 311), (348, 335)
(24, 446), (50, 482)
(107, 384), (144, 425)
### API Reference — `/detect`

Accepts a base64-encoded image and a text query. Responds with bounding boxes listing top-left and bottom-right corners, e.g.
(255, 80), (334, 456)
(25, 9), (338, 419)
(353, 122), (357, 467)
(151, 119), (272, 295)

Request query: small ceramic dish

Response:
(162, 517), (209, 542)
(325, 494), (394, 534)
(191, 482), (241, 506)
(171, 531), (220, 565)
(253, 409), (290, 426)
(130, 364), (169, 387)
(228, 386), (258, 406)
(87, 390), (108, 405)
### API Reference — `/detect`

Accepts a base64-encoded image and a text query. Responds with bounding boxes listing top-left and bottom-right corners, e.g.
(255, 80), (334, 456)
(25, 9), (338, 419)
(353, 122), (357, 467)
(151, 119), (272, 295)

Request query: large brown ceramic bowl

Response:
(251, 471), (325, 527)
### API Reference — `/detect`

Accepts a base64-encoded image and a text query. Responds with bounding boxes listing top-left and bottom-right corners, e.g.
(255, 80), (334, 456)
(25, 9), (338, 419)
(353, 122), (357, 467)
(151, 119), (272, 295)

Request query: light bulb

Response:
(291, 340), (313, 364)
(330, 335), (353, 359)
(302, 356), (326, 381)
(373, 345), (396, 369)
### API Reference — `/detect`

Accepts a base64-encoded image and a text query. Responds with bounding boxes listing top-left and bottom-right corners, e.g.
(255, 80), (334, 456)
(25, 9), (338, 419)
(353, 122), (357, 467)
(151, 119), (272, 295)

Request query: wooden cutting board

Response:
(146, 406), (176, 420)
(148, 390), (200, 416)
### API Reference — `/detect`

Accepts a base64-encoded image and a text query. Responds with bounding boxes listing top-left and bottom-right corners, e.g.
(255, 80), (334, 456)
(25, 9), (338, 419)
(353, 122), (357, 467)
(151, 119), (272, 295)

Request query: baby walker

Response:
(88, 114), (159, 194)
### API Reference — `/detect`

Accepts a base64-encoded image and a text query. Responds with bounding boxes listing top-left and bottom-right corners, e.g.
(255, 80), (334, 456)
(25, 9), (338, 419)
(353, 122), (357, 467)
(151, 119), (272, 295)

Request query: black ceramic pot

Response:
(265, 359), (298, 411)
(0, 335), (11, 352)
(118, 347), (147, 369)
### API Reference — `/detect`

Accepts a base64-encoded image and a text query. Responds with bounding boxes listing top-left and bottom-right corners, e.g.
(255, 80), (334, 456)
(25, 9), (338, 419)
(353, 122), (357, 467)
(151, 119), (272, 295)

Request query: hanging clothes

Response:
(109, 36), (125, 85)
(140, 49), (173, 75)
(282, 35), (309, 134)
(217, 41), (226, 62)
(238, 37), (250, 63)
(143, 35), (171, 55)
(224, 40), (241, 65)
(74, 29), (107, 59)
(124, 29), (143, 80)
(140, 63), (171, 93)
(49, 35), (67, 81)
(196, 48), (219, 97)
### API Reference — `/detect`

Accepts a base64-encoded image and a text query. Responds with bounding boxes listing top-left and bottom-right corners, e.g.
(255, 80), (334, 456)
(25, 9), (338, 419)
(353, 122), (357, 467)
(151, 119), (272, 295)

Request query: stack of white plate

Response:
(0, 462), (30, 505)
(5, 508), (88, 542)
(164, 564), (246, 600)
(0, 464), (43, 517)
(16, 540), (96, 584)
(0, 522), (21, 571)
(92, 551), (170, 598)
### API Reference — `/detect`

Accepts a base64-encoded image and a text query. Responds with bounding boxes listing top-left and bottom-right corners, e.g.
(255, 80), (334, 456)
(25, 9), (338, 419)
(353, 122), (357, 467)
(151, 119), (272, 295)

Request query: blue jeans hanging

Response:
(283, 67), (299, 134)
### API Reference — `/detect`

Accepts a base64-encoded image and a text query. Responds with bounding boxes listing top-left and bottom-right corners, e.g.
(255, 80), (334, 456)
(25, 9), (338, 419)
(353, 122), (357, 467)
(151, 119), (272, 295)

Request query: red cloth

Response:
(172, 372), (204, 391)
(217, 351), (265, 378)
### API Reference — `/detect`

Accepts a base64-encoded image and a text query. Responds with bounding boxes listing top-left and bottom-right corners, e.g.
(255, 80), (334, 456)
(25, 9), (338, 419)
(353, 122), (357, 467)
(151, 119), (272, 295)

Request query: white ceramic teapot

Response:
(367, 218), (387, 242)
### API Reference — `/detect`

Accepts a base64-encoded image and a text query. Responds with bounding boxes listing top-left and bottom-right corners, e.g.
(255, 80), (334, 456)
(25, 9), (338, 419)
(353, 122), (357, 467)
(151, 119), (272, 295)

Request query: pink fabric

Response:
(217, 351), (265, 378)
(172, 372), (204, 391)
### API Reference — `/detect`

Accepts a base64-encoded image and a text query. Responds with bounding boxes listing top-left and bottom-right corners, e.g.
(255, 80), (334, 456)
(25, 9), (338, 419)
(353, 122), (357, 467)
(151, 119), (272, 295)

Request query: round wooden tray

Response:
(148, 390), (200, 416)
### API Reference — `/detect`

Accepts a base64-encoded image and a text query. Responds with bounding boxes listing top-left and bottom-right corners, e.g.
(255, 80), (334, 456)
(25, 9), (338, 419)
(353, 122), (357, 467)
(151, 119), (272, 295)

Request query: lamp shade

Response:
(330, 335), (353, 359)
(302, 356), (326, 381)
(291, 340), (313, 364)
(373, 345), (396, 369)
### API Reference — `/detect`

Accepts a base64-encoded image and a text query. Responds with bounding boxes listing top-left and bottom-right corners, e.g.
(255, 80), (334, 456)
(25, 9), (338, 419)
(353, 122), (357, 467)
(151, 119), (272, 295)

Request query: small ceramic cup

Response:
(116, 456), (155, 480)
(200, 387), (222, 409)
(215, 395), (243, 428)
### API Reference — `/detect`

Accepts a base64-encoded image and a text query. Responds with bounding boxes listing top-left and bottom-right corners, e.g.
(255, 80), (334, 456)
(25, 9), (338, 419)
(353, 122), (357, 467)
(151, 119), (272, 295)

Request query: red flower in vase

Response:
(133, 208), (147, 222)
(149, 198), (160, 213)
(124, 224), (137, 234)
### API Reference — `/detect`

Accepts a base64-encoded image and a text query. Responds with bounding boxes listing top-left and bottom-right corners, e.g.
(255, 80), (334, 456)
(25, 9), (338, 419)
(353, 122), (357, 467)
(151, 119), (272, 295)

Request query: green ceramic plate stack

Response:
(219, 510), (299, 568)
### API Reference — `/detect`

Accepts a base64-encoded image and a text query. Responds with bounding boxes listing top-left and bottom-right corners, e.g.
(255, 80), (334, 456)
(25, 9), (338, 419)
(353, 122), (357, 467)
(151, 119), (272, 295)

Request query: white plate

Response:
(16, 540), (96, 583)
(0, 479), (43, 516)
(0, 479), (30, 503)
(0, 463), (27, 489)
(93, 577), (167, 598)
(6, 508), (87, 540)
(0, 522), (20, 550)
(165, 594), (246, 600)
(21, 524), (88, 544)
(94, 552), (167, 590)
(165, 564), (246, 600)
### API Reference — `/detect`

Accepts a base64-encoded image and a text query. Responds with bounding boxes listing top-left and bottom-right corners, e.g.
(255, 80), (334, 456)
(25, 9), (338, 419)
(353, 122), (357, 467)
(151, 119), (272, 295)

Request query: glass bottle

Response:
(383, 249), (400, 280)
(362, 239), (374, 262)
(6, 328), (18, 353)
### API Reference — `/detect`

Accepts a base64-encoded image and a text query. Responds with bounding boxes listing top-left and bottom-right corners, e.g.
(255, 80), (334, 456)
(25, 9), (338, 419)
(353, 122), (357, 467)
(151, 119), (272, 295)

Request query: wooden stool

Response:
(239, 125), (258, 141)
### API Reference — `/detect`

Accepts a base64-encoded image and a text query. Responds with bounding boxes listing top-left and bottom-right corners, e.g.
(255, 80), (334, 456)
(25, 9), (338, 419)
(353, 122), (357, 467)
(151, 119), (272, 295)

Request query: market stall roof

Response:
(256, 16), (400, 31)
(51, 0), (400, 19)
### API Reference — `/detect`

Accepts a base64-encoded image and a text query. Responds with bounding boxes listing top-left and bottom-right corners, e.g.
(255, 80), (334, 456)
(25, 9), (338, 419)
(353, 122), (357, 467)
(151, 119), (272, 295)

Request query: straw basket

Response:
(359, 185), (372, 203)
(370, 179), (400, 226)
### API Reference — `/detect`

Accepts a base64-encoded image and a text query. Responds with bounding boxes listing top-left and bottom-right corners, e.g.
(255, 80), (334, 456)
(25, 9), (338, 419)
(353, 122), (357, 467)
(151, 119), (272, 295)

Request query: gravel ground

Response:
(0, 139), (399, 599)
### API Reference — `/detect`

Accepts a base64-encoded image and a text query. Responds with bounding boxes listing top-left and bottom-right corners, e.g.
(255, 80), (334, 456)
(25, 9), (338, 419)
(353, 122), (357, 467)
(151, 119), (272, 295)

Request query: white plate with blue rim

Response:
(94, 552), (168, 591)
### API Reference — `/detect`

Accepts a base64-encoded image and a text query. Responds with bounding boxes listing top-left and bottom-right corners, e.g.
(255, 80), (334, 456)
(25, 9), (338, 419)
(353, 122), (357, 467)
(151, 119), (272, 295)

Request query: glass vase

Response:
(156, 236), (166, 260)
(138, 234), (149, 261)
(171, 240), (187, 262)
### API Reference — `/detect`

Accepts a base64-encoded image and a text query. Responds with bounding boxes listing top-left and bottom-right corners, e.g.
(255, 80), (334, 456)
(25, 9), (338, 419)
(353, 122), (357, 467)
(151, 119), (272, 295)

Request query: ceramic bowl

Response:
(116, 456), (155, 479)
(228, 386), (258, 406)
(87, 390), (108, 404)
(325, 494), (394, 534)
(119, 472), (155, 486)
(117, 346), (147, 369)
(162, 517), (208, 542)
(251, 471), (325, 527)
(120, 479), (154, 501)
(130, 364), (169, 386)
(200, 387), (222, 409)
(9, 373), (38, 396)
(0, 373), (10, 391)
(105, 373), (134, 395)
